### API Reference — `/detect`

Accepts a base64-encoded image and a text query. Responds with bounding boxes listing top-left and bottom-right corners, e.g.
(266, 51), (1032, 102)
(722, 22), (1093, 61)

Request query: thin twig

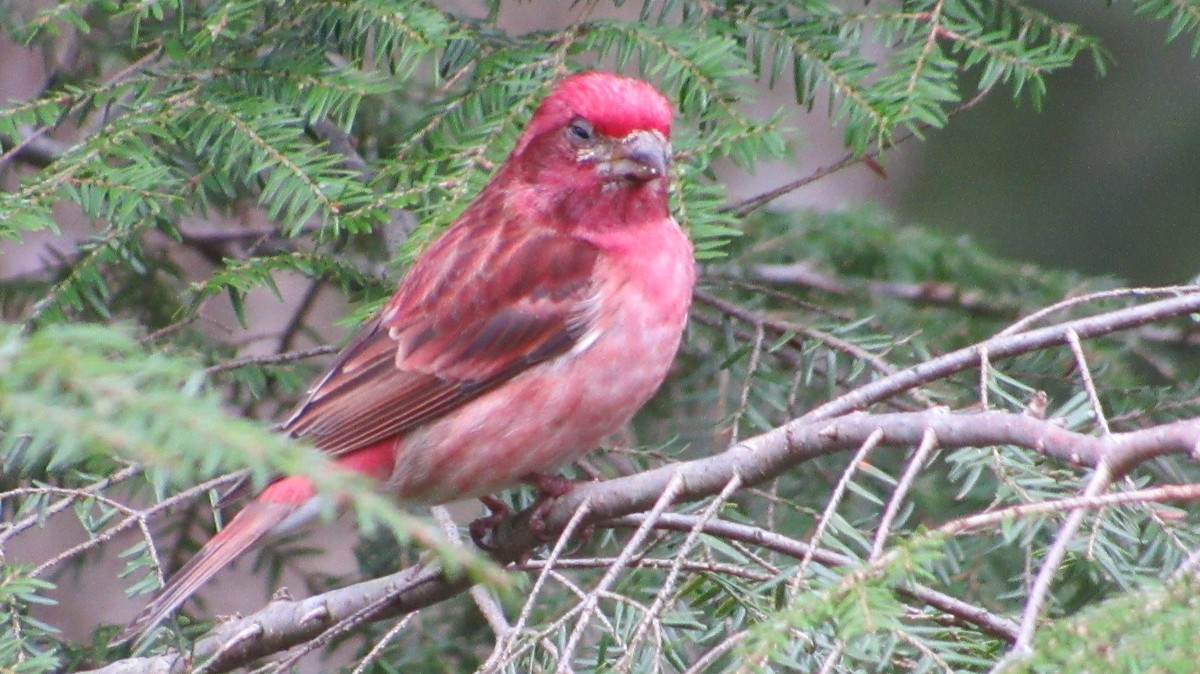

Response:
(681, 631), (748, 674)
(23, 471), (244, 580)
(557, 474), (685, 674)
(895, 628), (955, 673)
(617, 513), (1020, 640)
(695, 290), (935, 407)
(938, 480), (1200, 536)
(736, 264), (1021, 317)
(138, 314), (200, 345)
(0, 464), (142, 545)
(1066, 328), (1110, 436)
(815, 639), (846, 674)
(516, 556), (772, 583)
(276, 278), (324, 354)
(206, 345), (338, 374)
(1000, 285), (1200, 336)
(1008, 463), (1113, 657)
(615, 476), (743, 672)
(792, 429), (884, 593)
(801, 292), (1200, 424)
(979, 346), (991, 409)
(0, 132), (67, 167)
(722, 83), (996, 217)
(0, 44), (165, 171)
(485, 499), (593, 672)
(871, 426), (939, 561)
(348, 613), (417, 674)
(729, 325), (765, 445)
(431, 506), (510, 638)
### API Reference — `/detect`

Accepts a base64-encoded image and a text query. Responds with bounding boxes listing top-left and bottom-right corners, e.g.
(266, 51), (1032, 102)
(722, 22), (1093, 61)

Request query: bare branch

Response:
(721, 84), (997, 217)
(559, 473), (685, 671)
(1009, 464), (1113, 658)
(0, 464), (142, 546)
(83, 292), (1200, 673)
(611, 513), (1021, 642)
(205, 346), (338, 374)
(84, 406), (1200, 674)
(0, 132), (67, 168)
(801, 292), (1200, 424)
(999, 285), (1200, 336)
(791, 429), (883, 593)
(871, 426), (939, 560)
(0, 44), (166, 171)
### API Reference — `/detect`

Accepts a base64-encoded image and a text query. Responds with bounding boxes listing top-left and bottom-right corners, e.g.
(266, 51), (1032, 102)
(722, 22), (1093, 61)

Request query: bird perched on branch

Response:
(119, 71), (694, 642)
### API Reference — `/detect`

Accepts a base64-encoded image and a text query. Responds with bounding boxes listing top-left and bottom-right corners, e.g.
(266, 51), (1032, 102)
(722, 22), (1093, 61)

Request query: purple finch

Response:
(120, 71), (694, 641)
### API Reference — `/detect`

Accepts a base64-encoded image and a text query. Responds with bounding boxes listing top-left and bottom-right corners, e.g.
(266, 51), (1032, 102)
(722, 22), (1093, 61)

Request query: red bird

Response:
(120, 71), (694, 640)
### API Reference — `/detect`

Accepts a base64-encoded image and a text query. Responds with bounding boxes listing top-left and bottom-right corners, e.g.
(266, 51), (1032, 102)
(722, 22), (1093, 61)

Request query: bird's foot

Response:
(523, 473), (578, 541)
(469, 494), (513, 551)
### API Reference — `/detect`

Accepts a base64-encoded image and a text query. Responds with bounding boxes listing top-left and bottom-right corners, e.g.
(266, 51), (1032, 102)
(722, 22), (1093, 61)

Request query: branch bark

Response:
(86, 408), (1200, 674)
(85, 291), (1200, 673)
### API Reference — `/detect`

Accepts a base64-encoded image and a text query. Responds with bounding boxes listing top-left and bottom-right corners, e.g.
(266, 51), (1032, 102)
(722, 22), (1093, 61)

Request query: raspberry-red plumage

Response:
(282, 223), (600, 454)
(514, 71), (672, 155)
(119, 71), (693, 643)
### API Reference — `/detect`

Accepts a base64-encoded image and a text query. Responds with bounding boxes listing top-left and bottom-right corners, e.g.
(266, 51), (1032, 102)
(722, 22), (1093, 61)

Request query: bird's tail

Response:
(113, 477), (317, 646)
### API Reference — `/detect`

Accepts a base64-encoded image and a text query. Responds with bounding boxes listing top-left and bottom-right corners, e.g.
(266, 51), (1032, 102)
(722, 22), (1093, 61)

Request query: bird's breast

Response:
(386, 219), (694, 505)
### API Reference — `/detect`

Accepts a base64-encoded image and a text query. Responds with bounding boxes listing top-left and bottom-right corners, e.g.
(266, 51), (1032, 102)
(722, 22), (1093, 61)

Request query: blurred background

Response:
(891, 2), (1200, 285)
(2, 0), (1199, 659)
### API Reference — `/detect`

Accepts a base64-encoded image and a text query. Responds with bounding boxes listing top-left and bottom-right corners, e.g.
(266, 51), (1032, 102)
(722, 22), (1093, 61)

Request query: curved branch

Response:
(801, 292), (1200, 424)
(607, 512), (1021, 642)
(86, 292), (1200, 673)
(86, 408), (1200, 674)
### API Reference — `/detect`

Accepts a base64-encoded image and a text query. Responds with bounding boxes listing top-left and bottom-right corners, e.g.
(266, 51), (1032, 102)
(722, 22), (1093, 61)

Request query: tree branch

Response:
(800, 292), (1200, 426)
(84, 291), (1200, 673)
(0, 44), (165, 172)
(86, 406), (1200, 674)
(205, 345), (338, 375)
(608, 512), (1021, 642)
(0, 132), (67, 168)
(721, 84), (997, 217)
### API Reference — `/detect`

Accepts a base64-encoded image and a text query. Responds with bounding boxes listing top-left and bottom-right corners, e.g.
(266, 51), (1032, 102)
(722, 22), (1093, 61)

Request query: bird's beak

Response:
(603, 130), (671, 183)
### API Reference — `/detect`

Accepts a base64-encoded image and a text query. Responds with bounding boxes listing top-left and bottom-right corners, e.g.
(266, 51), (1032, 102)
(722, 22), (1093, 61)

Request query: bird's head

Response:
(508, 72), (674, 197)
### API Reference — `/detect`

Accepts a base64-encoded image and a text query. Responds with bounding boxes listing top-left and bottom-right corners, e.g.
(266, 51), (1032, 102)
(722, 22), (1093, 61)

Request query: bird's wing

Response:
(282, 222), (601, 455)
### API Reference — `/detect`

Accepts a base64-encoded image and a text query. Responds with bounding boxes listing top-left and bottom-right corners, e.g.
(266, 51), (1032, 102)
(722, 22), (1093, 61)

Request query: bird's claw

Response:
(469, 494), (513, 551)
(523, 473), (577, 542)
(471, 475), (584, 549)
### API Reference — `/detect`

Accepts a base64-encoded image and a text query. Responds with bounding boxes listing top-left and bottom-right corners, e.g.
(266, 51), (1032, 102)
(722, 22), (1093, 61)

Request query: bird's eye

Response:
(567, 119), (595, 143)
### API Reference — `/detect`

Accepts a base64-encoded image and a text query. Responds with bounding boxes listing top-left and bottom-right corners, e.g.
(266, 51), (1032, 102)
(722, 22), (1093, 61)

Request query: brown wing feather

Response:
(283, 220), (601, 456)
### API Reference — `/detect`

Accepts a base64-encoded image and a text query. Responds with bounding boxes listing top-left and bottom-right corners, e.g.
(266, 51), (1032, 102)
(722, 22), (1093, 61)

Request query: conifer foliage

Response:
(2, 1), (1200, 673)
